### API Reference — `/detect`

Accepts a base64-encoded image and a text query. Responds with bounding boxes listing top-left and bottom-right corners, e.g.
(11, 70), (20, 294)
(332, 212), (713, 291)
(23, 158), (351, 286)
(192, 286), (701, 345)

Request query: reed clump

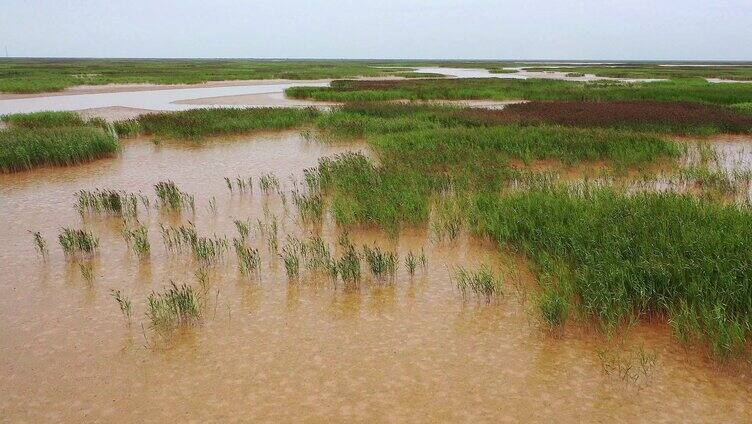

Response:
(159, 223), (228, 264)
(76, 189), (142, 218)
(58, 227), (99, 257)
(146, 282), (200, 331)
(154, 181), (195, 213)
(0, 126), (118, 172)
(122, 223), (150, 257)
(233, 238), (261, 276)
(362, 245), (398, 280)
(453, 265), (503, 302)
(118, 107), (319, 140)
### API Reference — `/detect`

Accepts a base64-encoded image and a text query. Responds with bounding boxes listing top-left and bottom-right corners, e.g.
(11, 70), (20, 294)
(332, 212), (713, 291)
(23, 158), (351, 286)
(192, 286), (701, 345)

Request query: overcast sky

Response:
(1, 0), (751, 60)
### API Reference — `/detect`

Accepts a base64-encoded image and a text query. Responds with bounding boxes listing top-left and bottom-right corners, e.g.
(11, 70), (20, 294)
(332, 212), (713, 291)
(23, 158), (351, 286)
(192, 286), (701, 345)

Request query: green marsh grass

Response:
(469, 187), (752, 357)
(453, 265), (503, 302)
(233, 239), (261, 277)
(76, 189), (140, 218)
(287, 77), (752, 105)
(146, 282), (200, 331)
(118, 108), (319, 140)
(58, 228), (99, 257)
(0, 126), (118, 172)
(362, 245), (398, 280)
(122, 223), (150, 257)
(1, 111), (89, 129)
(0, 58), (392, 94)
(154, 181), (195, 213)
(538, 287), (570, 327)
(292, 190), (324, 224)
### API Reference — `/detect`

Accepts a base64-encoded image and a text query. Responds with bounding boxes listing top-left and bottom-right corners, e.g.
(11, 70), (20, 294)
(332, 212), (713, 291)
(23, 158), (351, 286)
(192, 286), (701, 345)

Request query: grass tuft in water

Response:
(29, 230), (48, 257)
(146, 282), (200, 331)
(58, 227), (99, 257)
(259, 173), (281, 194)
(300, 235), (332, 272)
(75, 189), (140, 218)
(362, 245), (398, 280)
(280, 236), (302, 280)
(233, 238), (261, 277)
(453, 265), (503, 303)
(110, 289), (132, 322)
(405, 251), (417, 277)
(154, 181), (195, 213)
(122, 223), (150, 257)
(335, 234), (361, 285)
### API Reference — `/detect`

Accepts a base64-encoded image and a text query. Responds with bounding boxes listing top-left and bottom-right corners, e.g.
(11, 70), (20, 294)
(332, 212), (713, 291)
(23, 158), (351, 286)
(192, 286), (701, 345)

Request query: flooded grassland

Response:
(1, 131), (752, 423)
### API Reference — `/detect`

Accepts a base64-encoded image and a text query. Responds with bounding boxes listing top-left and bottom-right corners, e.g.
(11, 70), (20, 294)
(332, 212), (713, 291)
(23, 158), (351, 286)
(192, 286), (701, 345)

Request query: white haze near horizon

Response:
(1, 0), (751, 61)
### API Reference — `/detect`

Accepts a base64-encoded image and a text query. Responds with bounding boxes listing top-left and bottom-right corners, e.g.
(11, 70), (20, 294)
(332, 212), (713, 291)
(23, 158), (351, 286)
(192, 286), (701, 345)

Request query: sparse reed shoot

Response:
(362, 245), (398, 280)
(453, 265), (503, 303)
(110, 289), (132, 322)
(29, 231), (48, 257)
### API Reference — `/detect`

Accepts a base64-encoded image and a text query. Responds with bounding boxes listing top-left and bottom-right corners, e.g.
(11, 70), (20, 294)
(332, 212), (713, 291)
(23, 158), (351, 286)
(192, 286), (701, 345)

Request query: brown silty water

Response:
(1, 132), (751, 422)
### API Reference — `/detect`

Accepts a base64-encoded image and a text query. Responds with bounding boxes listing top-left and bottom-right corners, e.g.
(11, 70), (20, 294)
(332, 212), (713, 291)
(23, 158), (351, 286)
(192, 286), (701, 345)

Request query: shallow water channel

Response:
(1, 132), (751, 422)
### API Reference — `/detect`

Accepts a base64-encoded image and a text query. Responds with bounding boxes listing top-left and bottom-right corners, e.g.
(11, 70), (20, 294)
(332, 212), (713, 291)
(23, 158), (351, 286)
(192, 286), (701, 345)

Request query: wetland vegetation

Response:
(5, 63), (752, 421)
(287, 77), (752, 105)
(0, 111), (118, 172)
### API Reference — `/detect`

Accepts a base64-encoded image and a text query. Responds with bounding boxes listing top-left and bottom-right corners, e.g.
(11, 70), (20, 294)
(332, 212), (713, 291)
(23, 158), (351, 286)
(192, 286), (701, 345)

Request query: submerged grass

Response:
(76, 189), (141, 218)
(453, 265), (503, 302)
(58, 227), (99, 257)
(155, 181), (195, 213)
(146, 282), (200, 331)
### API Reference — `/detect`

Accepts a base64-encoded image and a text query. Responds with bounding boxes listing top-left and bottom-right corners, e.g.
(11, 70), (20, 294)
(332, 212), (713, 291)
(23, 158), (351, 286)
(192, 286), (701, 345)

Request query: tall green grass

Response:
(0, 111), (118, 172)
(116, 107), (319, 140)
(311, 122), (678, 231)
(469, 188), (752, 357)
(1, 111), (90, 129)
(287, 78), (752, 105)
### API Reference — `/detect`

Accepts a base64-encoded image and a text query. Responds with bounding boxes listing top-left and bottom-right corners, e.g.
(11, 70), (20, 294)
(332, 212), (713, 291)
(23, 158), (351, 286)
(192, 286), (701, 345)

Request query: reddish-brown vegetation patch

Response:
(458, 101), (752, 133)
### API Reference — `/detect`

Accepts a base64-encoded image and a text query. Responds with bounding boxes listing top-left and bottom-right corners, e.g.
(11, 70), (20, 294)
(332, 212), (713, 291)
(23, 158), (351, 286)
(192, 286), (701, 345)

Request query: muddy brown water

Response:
(1, 132), (751, 422)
